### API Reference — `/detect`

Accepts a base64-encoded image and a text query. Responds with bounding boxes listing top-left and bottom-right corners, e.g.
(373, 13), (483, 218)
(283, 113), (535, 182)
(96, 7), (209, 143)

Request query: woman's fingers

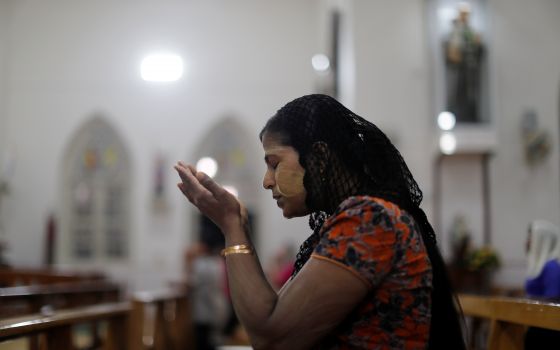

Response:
(196, 171), (228, 199)
(175, 160), (243, 232)
(175, 162), (226, 199)
(177, 182), (190, 199)
(177, 182), (185, 193)
(186, 163), (197, 174)
(175, 161), (186, 171)
(174, 162), (218, 206)
(174, 164), (204, 197)
(174, 163), (198, 189)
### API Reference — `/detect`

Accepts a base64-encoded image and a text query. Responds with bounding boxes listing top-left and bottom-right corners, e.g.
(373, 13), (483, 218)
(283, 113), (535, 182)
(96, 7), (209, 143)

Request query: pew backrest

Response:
(130, 290), (194, 350)
(0, 290), (193, 350)
(0, 268), (105, 287)
(0, 302), (130, 350)
(459, 293), (560, 350)
(0, 281), (121, 318)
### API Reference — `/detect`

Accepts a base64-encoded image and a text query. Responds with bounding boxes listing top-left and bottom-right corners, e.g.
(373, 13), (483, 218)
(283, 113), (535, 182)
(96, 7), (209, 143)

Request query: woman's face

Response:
(261, 131), (309, 218)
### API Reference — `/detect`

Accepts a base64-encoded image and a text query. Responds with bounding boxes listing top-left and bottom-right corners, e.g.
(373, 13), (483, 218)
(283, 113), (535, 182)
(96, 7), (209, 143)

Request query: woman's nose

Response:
(263, 170), (275, 190)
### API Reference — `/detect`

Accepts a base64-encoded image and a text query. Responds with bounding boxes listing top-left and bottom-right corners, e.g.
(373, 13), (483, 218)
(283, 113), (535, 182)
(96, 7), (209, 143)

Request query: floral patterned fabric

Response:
(312, 196), (432, 349)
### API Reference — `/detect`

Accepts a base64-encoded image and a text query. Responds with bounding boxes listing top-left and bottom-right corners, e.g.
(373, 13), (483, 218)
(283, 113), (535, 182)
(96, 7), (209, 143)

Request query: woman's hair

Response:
(260, 94), (466, 350)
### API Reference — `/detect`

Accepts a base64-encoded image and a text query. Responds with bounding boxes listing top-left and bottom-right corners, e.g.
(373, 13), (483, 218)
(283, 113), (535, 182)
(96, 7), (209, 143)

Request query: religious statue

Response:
(444, 3), (485, 123)
(521, 109), (551, 166)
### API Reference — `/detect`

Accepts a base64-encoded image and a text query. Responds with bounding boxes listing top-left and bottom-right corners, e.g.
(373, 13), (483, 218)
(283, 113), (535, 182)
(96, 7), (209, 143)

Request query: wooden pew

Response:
(130, 291), (194, 350)
(0, 290), (193, 350)
(459, 293), (560, 350)
(0, 281), (121, 318)
(0, 268), (105, 287)
(0, 302), (130, 350)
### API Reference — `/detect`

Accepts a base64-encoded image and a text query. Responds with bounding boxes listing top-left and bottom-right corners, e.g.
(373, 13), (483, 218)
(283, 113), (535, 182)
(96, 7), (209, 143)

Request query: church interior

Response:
(0, 0), (559, 349)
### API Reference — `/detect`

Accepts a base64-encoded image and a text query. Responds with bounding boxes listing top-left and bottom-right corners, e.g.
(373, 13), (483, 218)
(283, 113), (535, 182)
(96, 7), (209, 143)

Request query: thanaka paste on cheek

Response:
(275, 163), (305, 198)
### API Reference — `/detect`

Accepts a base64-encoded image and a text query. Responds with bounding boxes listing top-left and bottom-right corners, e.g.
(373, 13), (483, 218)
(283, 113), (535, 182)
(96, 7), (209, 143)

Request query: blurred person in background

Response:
(186, 240), (228, 350)
(266, 245), (295, 291)
(524, 220), (560, 349)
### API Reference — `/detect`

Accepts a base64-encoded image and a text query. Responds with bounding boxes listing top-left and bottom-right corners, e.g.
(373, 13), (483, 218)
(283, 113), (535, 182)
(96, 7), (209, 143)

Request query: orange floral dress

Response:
(311, 196), (432, 349)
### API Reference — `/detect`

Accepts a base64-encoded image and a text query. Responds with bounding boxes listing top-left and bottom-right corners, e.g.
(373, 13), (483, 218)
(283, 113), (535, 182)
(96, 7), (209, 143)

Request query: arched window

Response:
(189, 116), (260, 247)
(60, 115), (131, 263)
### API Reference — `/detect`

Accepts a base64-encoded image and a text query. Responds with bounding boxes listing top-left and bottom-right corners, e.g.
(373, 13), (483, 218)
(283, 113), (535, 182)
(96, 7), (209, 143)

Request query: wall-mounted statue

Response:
(444, 3), (485, 123)
(521, 109), (551, 166)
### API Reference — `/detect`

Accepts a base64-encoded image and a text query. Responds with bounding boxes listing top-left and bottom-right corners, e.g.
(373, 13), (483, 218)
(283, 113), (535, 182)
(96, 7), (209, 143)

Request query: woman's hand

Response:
(174, 161), (247, 233)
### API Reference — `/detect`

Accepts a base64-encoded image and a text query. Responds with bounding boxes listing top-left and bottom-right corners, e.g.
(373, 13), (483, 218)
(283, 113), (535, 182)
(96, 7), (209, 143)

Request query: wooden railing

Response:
(0, 302), (129, 350)
(459, 293), (560, 350)
(0, 268), (105, 287)
(0, 291), (193, 350)
(0, 281), (121, 318)
(130, 291), (194, 350)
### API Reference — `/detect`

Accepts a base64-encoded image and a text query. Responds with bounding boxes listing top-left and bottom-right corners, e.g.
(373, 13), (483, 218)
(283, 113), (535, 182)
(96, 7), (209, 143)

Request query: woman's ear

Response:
(311, 141), (330, 175)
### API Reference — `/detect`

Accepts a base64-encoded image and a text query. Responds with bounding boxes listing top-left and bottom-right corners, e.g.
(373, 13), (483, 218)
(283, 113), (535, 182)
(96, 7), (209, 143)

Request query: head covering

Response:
(262, 94), (422, 216)
(527, 220), (560, 278)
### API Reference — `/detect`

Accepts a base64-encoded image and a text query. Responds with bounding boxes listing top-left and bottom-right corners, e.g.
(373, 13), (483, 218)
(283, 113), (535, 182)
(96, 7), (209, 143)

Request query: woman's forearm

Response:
(173, 163), (289, 345)
(223, 225), (280, 341)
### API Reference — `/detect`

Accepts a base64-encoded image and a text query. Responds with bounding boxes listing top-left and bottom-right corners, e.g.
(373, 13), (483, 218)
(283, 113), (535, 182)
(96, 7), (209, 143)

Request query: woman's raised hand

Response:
(174, 161), (247, 233)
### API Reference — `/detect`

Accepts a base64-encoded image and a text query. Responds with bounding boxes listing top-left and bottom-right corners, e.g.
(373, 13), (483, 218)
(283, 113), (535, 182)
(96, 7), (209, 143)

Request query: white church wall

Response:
(438, 154), (487, 260)
(352, 0), (434, 204)
(1, 0), (559, 293)
(0, 2), (6, 137)
(0, 1), (11, 160)
(351, 0), (437, 240)
(488, 0), (560, 288)
(0, 0), (13, 262)
(2, 0), (318, 291)
(352, 0), (560, 289)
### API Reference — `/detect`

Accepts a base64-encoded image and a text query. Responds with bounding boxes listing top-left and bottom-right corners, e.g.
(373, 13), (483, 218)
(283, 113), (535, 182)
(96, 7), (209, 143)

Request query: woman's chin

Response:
(281, 207), (308, 219)
(281, 209), (295, 219)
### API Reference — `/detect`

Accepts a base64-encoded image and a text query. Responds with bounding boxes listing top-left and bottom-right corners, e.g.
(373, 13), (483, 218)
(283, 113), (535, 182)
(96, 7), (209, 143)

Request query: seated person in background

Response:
(524, 219), (560, 349)
(186, 242), (229, 350)
(525, 220), (560, 298)
(266, 245), (295, 291)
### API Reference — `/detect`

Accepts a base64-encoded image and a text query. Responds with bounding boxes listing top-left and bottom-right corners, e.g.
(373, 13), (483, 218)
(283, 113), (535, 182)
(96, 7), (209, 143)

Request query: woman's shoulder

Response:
(320, 196), (409, 233)
(326, 196), (421, 235)
(335, 195), (403, 217)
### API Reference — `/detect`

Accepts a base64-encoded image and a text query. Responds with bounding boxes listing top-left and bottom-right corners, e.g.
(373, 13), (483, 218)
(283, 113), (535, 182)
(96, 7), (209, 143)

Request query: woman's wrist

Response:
(224, 229), (251, 247)
(222, 210), (251, 244)
(221, 244), (254, 257)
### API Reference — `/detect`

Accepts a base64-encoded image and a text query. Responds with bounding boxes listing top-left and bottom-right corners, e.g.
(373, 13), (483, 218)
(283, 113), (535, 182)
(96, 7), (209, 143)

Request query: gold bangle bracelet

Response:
(221, 244), (253, 257)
